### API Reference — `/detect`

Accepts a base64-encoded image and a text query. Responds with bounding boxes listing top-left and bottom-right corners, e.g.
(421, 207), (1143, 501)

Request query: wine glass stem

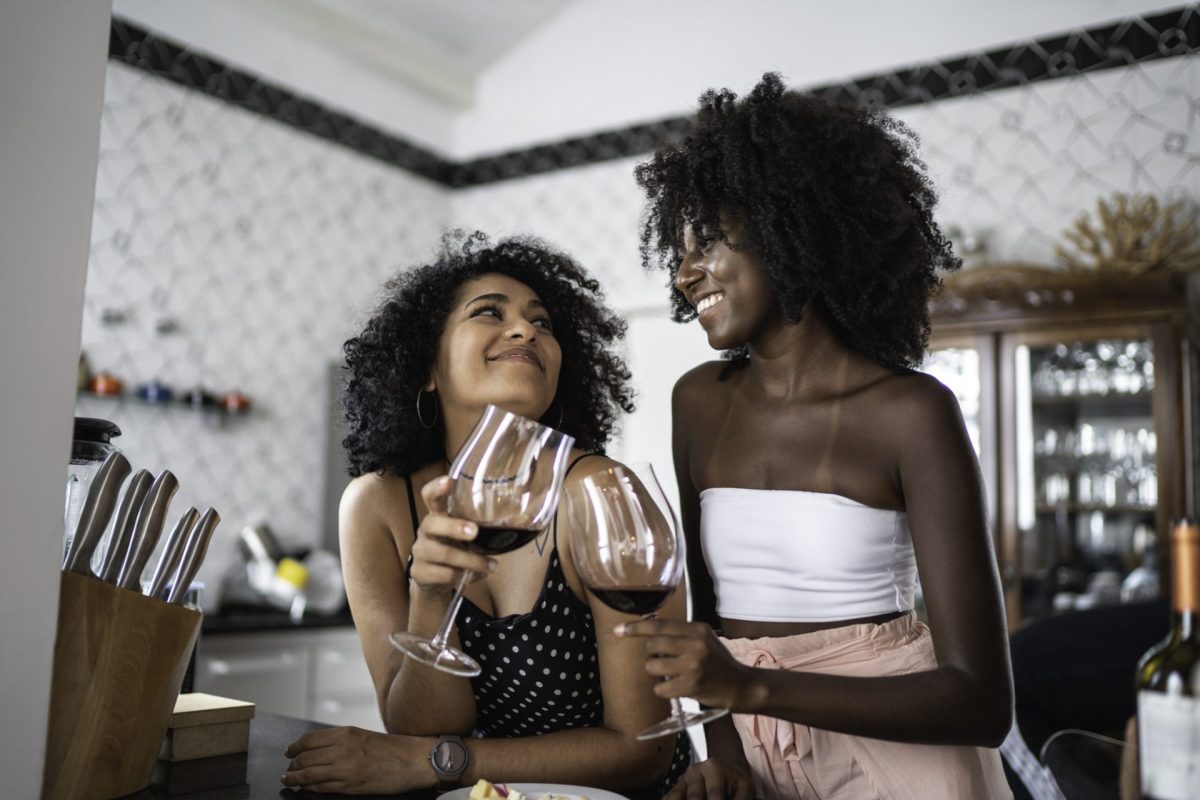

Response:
(667, 697), (687, 721)
(430, 569), (473, 651)
(642, 611), (687, 720)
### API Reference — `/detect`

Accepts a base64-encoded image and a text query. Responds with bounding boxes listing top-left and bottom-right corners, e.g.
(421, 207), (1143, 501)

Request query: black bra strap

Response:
(403, 474), (421, 532)
(552, 453), (601, 550)
(403, 474), (420, 580)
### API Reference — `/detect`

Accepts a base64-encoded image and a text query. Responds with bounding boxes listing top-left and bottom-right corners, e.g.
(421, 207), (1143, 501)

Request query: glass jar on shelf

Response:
(63, 417), (122, 562)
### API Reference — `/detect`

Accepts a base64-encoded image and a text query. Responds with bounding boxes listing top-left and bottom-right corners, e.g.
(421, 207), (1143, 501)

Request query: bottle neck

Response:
(1174, 610), (1199, 640)
(1170, 524), (1200, 639)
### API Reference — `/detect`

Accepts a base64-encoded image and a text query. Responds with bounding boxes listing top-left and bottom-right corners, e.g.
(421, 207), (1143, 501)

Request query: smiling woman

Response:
(281, 233), (693, 794)
(627, 74), (1013, 800)
(341, 232), (633, 479)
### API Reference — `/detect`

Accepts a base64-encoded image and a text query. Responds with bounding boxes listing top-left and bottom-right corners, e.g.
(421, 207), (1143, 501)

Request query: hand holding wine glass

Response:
(566, 462), (729, 739)
(390, 404), (574, 677)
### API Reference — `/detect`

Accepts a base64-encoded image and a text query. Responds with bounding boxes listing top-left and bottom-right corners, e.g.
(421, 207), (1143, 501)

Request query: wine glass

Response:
(566, 462), (729, 740)
(390, 404), (575, 676)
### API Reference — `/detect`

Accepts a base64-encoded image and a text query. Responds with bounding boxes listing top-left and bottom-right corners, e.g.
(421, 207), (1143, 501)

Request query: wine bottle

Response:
(1136, 519), (1200, 800)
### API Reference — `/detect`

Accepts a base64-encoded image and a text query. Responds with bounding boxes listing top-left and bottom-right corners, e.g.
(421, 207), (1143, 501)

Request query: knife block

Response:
(42, 571), (201, 800)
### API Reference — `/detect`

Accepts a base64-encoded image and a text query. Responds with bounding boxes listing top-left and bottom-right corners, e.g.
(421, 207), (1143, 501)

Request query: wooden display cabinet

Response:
(925, 266), (1197, 628)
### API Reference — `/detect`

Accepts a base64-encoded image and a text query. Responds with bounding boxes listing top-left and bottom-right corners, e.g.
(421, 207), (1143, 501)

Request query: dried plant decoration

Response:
(1054, 193), (1200, 274)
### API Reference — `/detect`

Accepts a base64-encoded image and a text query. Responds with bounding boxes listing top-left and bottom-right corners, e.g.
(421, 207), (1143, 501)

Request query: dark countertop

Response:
(128, 713), (656, 800)
(202, 608), (355, 635)
(130, 712), (434, 800)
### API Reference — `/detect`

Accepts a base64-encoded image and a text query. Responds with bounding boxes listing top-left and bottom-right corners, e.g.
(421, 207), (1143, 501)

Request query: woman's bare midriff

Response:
(719, 610), (907, 640)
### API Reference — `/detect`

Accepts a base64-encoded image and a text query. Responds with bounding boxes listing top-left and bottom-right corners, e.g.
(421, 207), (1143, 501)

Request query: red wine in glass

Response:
(470, 526), (541, 555)
(389, 404), (575, 677)
(566, 462), (729, 739)
(590, 586), (675, 617)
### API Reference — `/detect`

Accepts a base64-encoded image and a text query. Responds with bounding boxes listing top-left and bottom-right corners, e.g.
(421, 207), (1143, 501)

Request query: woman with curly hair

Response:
(620, 74), (1013, 799)
(282, 233), (692, 794)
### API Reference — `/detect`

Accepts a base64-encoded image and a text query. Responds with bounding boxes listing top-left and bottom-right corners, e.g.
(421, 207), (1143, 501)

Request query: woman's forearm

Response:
(461, 726), (675, 790)
(703, 714), (751, 769)
(738, 665), (1012, 747)
(383, 591), (476, 735)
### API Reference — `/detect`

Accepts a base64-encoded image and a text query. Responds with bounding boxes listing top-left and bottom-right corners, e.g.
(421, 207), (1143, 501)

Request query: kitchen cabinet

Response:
(196, 626), (383, 731)
(925, 267), (1197, 627)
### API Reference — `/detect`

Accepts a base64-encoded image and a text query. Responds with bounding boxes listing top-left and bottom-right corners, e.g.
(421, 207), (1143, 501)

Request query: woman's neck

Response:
(744, 304), (853, 401)
(441, 409), (475, 464)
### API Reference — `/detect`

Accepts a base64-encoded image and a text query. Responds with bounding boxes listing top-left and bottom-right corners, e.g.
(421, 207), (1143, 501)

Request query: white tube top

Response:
(699, 487), (916, 623)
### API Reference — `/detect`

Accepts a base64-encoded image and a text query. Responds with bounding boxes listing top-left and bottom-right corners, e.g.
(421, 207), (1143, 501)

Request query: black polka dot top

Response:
(458, 550), (602, 736)
(403, 461), (692, 794)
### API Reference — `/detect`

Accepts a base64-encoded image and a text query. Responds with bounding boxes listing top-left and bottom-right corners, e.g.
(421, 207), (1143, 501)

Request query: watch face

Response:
(434, 738), (468, 774)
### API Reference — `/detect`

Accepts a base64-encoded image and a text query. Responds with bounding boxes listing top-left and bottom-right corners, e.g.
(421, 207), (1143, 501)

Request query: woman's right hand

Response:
(408, 476), (497, 597)
(665, 758), (757, 800)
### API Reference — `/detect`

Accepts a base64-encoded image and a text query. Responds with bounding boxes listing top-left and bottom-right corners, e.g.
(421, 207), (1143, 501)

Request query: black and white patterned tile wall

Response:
(451, 158), (659, 312)
(81, 9), (1199, 609)
(901, 54), (1198, 265)
(77, 62), (448, 606)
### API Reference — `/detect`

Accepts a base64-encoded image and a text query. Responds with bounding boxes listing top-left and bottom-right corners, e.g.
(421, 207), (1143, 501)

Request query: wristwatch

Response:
(429, 735), (470, 790)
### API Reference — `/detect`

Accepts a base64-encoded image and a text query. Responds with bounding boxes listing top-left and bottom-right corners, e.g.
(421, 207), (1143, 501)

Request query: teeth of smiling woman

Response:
(697, 293), (725, 313)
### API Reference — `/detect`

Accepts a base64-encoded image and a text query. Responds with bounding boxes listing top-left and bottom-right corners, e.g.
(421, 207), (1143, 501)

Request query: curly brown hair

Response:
(342, 232), (634, 477)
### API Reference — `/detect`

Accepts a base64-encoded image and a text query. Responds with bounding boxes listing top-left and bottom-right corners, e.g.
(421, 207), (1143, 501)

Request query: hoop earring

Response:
(545, 405), (563, 430)
(416, 387), (438, 430)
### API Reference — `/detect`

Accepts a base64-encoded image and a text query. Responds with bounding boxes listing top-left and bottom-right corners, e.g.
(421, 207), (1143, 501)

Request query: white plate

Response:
(437, 784), (629, 800)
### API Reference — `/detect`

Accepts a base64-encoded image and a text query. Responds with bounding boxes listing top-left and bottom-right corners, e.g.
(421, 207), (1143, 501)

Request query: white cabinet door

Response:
(197, 627), (381, 729)
(312, 630), (375, 695)
(310, 692), (384, 731)
(310, 629), (382, 731)
(196, 634), (310, 718)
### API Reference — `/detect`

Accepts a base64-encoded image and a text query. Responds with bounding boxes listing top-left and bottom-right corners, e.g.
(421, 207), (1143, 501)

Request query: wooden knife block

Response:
(42, 571), (201, 800)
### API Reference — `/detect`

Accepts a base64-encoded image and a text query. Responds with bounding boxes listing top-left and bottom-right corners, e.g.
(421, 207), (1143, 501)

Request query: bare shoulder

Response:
(879, 369), (959, 408)
(341, 471), (405, 516)
(672, 360), (730, 411)
(339, 471), (413, 547)
(563, 451), (622, 485)
(870, 369), (965, 438)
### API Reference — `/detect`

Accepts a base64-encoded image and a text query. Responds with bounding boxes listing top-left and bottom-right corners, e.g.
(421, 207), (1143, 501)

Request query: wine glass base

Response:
(636, 706), (729, 740)
(389, 631), (481, 677)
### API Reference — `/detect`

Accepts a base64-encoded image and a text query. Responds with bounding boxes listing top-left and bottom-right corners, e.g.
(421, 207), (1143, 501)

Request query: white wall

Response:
(0, 1), (113, 795)
(455, 0), (1183, 158)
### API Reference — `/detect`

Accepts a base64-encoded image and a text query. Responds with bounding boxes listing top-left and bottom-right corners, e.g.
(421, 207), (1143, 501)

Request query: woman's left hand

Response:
(282, 726), (433, 794)
(616, 619), (752, 710)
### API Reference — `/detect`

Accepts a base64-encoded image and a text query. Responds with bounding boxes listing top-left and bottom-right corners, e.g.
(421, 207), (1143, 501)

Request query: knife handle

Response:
(63, 452), (131, 575)
(146, 507), (198, 599)
(167, 507), (220, 604)
(116, 470), (178, 590)
(97, 469), (153, 583)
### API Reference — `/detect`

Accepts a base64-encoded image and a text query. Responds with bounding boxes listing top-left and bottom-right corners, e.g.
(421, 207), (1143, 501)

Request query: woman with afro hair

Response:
(619, 74), (1013, 799)
(282, 233), (692, 794)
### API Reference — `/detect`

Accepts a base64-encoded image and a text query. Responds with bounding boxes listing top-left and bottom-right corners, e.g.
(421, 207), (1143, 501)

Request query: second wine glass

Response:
(567, 462), (729, 739)
(390, 404), (575, 676)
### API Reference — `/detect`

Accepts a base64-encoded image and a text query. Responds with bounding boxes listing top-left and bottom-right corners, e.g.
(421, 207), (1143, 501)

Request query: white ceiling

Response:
(239, 0), (573, 107)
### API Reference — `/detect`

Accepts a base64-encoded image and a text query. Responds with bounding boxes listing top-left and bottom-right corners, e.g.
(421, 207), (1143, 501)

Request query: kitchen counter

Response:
(202, 608), (355, 634)
(126, 712), (661, 800)
(128, 712), (435, 800)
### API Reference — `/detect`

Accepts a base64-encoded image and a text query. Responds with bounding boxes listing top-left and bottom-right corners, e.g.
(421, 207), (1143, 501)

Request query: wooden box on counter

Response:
(42, 571), (201, 800)
(159, 692), (255, 761)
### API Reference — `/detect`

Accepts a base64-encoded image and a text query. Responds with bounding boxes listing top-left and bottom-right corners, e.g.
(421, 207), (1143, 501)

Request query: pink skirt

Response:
(720, 613), (1011, 800)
